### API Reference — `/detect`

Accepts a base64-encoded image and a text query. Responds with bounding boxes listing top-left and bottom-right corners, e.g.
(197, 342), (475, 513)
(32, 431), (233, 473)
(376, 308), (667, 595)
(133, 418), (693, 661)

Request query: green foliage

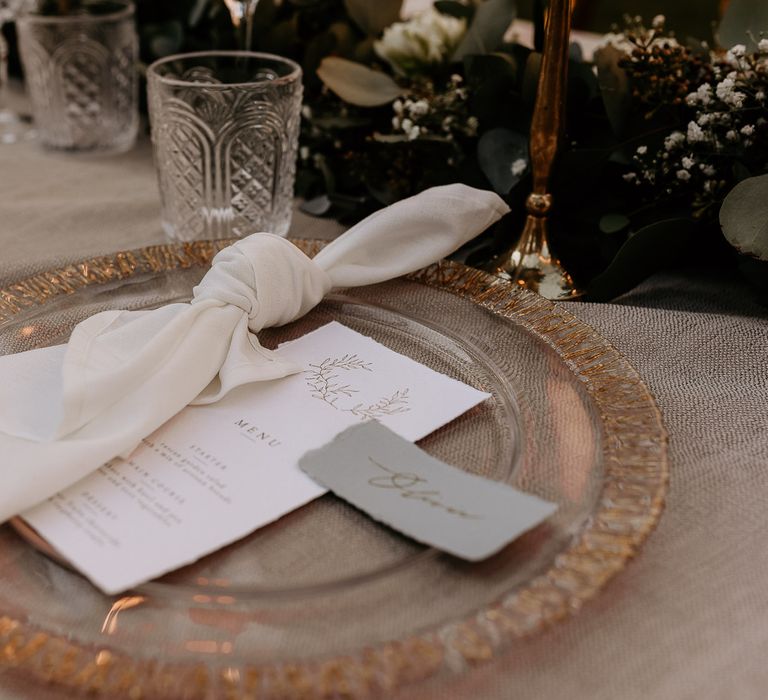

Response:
(316, 57), (403, 106)
(477, 128), (528, 194)
(587, 219), (698, 301)
(452, 0), (516, 60)
(720, 175), (768, 261)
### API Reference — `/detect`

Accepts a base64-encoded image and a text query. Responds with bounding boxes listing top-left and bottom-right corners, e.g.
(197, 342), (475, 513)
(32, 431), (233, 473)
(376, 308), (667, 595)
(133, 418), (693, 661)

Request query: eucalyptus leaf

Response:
(316, 57), (403, 107)
(587, 218), (697, 301)
(720, 174), (768, 261)
(300, 195), (333, 216)
(599, 213), (630, 235)
(717, 0), (768, 49)
(452, 0), (517, 61)
(343, 0), (402, 36)
(477, 128), (528, 194)
(594, 45), (631, 137)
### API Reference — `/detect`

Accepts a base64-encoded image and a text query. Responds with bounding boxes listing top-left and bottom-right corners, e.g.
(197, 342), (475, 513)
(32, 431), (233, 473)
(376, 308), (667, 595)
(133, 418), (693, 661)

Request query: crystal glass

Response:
(0, 0), (35, 144)
(16, 0), (138, 152)
(147, 51), (302, 241)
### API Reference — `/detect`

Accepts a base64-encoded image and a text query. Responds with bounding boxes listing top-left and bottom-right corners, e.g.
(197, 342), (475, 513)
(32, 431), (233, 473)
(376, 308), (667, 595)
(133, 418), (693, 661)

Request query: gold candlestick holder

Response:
(481, 0), (583, 300)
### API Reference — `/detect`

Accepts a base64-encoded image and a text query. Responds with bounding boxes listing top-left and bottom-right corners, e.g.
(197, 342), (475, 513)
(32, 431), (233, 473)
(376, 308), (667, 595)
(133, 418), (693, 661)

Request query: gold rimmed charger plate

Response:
(0, 240), (667, 698)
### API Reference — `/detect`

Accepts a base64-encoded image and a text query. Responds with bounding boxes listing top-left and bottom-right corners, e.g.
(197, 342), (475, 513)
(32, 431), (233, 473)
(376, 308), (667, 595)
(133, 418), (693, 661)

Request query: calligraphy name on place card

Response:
(300, 421), (557, 561)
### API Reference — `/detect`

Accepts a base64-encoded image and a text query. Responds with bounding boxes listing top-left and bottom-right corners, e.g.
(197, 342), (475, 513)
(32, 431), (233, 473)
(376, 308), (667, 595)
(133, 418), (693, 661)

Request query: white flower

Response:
(759, 38), (768, 54)
(392, 116), (401, 129)
(408, 99), (430, 117)
(704, 179), (717, 193)
(740, 124), (755, 136)
(716, 77), (746, 108)
(727, 44), (746, 61)
(636, 145), (648, 155)
(757, 91), (766, 102)
(374, 8), (467, 77)
(622, 172), (637, 182)
(681, 156), (695, 169)
(726, 129), (738, 141)
(393, 99), (404, 115)
(301, 105), (312, 120)
(677, 169), (691, 181)
(466, 116), (479, 134)
(299, 146), (310, 160)
(686, 121), (706, 143)
(651, 14), (665, 29)
(695, 83), (713, 106)
(510, 158), (527, 177)
(401, 118), (413, 132)
(700, 164), (716, 176)
(665, 131), (685, 150)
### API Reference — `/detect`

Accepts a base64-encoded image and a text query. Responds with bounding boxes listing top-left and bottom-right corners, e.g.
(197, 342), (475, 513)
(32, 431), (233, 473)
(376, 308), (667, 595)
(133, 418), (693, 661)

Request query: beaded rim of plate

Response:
(0, 239), (668, 698)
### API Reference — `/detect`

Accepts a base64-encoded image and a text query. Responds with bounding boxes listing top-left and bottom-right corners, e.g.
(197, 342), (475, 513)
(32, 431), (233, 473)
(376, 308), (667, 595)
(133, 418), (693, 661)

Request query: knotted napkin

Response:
(0, 184), (508, 522)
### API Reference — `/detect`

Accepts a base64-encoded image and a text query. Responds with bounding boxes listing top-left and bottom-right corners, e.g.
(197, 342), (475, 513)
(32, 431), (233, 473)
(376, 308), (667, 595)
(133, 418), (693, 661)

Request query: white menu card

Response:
(22, 322), (490, 594)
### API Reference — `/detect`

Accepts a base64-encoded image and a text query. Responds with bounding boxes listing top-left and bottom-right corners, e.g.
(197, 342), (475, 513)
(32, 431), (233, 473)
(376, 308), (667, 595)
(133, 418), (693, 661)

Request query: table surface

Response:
(1, 130), (768, 700)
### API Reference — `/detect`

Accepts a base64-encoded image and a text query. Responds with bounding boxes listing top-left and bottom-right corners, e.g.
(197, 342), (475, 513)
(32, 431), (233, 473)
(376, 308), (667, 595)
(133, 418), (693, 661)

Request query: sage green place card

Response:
(299, 421), (557, 561)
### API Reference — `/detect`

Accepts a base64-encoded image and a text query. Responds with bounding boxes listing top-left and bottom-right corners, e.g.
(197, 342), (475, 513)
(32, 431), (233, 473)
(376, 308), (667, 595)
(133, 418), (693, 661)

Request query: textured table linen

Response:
(0, 136), (767, 700)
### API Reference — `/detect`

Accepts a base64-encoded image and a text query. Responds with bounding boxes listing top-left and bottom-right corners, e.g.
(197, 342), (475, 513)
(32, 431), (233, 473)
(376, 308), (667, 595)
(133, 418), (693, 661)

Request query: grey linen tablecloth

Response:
(1, 136), (767, 700)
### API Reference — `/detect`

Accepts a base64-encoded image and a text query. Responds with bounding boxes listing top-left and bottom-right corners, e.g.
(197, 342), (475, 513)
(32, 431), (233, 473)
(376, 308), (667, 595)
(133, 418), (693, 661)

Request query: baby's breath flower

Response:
(726, 129), (738, 141)
(759, 38), (768, 54)
(665, 131), (685, 150)
(676, 169), (691, 181)
(408, 99), (430, 117)
(636, 145), (648, 155)
(651, 14), (665, 29)
(740, 124), (755, 136)
(700, 164), (716, 176)
(511, 158), (527, 176)
(686, 121), (706, 143)
(727, 44), (746, 61)
(681, 156), (695, 169)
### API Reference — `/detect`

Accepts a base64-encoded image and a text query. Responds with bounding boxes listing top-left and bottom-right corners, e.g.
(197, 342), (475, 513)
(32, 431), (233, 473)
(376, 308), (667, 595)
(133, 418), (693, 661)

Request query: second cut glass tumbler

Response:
(147, 51), (303, 241)
(16, 0), (138, 152)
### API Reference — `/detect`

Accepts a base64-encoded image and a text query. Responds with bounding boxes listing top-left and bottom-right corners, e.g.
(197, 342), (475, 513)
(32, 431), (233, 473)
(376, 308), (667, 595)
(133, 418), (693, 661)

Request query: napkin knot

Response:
(191, 233), (333, 331)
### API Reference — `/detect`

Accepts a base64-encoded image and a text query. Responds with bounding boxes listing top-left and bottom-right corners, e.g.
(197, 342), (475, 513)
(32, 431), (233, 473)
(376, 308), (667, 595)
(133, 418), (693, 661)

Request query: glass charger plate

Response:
(0, 240), (667, 699)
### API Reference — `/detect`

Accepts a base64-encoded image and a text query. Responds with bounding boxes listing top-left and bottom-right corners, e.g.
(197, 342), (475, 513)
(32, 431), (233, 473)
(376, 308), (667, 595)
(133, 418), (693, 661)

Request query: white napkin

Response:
(0, 184), (508, 522)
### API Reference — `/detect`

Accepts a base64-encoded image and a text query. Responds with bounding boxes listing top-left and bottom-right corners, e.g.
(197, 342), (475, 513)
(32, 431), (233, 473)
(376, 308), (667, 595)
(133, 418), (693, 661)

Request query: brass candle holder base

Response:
(481, 194), (583, 301)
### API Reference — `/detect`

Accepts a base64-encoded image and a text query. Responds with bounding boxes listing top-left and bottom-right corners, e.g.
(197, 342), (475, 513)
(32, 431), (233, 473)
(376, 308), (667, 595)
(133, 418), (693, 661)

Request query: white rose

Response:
(374, 8), (467, 76)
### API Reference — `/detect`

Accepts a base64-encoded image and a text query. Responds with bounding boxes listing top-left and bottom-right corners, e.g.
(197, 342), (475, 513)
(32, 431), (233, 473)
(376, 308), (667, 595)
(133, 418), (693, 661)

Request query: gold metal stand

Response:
(481, 0), (583, 300)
